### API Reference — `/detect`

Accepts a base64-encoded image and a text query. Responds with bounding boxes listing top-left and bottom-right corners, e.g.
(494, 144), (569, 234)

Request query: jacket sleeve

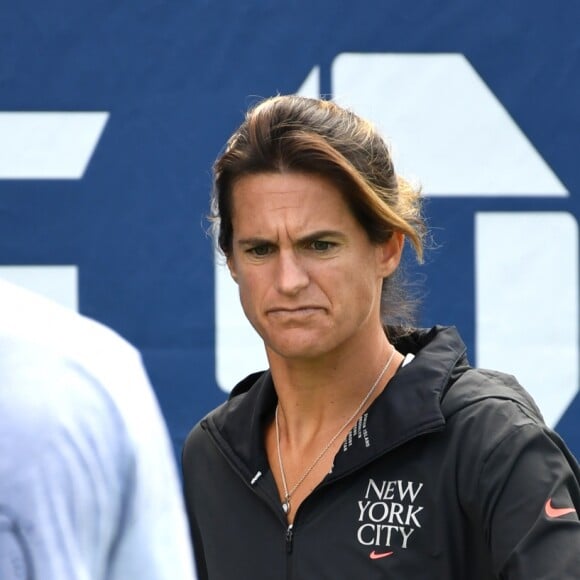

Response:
(476, 422), (580, 578)
(187, 505), (209, 580)
(182, 426), (209, 580)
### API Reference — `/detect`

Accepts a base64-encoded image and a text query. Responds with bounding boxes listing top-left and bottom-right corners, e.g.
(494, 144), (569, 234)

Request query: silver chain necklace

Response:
(275, 347), (396, 515)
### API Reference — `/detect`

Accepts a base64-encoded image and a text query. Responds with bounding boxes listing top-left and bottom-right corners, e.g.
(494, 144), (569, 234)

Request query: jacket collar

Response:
(330, 325), (467, 476)
(205, 326), (468, 479)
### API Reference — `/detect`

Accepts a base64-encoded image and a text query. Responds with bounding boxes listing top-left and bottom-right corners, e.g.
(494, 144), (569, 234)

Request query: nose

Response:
(275, 250), (309, 295)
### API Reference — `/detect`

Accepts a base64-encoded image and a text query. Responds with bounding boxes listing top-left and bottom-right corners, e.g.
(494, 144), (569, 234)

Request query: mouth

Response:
(267, 306), (324, 316)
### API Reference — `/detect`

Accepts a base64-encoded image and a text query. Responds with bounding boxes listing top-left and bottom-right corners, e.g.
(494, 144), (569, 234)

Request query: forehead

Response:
(230, 172), (354, 222)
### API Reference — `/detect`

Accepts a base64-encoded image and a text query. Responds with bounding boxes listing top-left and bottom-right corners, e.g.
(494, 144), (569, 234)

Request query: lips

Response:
(267, 306), (324, 317)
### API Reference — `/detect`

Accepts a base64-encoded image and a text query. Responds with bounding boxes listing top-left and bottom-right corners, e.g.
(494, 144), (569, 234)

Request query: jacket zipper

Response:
(286, 524), (294, 553)
(286, 524), (294, 578)
(204, 428), (299, 575)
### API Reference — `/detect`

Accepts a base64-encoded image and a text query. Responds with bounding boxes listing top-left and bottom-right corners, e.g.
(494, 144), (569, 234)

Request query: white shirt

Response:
(0, 279), (196, 579)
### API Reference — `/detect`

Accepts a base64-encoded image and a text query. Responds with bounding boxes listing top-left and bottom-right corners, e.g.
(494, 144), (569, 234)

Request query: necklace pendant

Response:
(282, 499), (290, 514)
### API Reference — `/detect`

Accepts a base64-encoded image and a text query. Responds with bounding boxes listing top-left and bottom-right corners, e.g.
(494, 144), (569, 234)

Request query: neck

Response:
(267, 338), (402, 447)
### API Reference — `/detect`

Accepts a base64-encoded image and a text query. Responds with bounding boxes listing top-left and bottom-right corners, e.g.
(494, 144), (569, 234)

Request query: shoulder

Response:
(441, 366), (578, 485)
(442, 367), (545, 426)
(0, 280), (165, 459)
(182, 399), (230, 463)
(182, 371), (271, 473)
(438, 367), (567, 477)
(0, 278), (141, 369)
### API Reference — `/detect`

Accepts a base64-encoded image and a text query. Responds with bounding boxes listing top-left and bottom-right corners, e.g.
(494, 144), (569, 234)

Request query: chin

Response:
(260, 325), (341, 360)
(267, 338), (335, 361)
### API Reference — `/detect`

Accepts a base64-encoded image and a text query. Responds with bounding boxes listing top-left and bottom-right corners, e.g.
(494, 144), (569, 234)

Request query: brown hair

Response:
(210, 95), (426, 330)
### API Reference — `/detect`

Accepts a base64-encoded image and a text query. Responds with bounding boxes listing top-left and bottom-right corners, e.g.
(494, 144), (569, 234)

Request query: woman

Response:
(183, 95), (580, 579)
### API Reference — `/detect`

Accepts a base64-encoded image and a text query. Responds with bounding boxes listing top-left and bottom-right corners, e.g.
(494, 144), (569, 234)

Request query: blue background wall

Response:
(1, 0), (578, 457)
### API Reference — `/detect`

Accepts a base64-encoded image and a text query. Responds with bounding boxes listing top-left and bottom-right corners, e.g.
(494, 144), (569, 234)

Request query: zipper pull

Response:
(250, 471), (262, 485)
(286, 524), (294, 553)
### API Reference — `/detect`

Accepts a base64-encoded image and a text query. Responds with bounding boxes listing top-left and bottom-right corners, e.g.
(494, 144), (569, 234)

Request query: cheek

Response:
(236, 272), (267, 315)
(316, 272), (376, 316)
(332, 257), (380, 291)
(345, 267), (384, 310)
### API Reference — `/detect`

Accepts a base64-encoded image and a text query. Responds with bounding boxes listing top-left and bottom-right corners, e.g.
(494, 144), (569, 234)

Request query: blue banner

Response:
(1, 0), (578, 457)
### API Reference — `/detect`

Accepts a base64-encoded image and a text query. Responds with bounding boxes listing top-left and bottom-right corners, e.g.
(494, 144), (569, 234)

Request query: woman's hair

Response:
(210, 95), (426, 331)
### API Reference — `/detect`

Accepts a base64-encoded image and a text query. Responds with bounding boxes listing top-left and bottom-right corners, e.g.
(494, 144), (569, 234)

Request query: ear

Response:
(227, 256), (239, 284)
(376, 232), (405, 278)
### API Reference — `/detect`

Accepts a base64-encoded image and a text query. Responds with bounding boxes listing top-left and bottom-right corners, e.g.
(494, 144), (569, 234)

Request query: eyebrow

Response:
(236, 230), (346, 247)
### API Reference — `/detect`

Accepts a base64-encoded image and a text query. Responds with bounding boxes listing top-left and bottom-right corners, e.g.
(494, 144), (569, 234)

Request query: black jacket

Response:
(182, 326), (580, 579)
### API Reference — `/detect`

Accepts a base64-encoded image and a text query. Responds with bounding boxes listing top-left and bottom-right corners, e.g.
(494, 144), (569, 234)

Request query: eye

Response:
(310, 240), (334, 252)
(248, 244), (272, 257)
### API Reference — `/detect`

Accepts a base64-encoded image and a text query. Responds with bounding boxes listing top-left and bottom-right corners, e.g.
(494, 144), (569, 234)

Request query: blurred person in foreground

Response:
(0, 277), (196, 579)
(182, 95), (580, 579)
